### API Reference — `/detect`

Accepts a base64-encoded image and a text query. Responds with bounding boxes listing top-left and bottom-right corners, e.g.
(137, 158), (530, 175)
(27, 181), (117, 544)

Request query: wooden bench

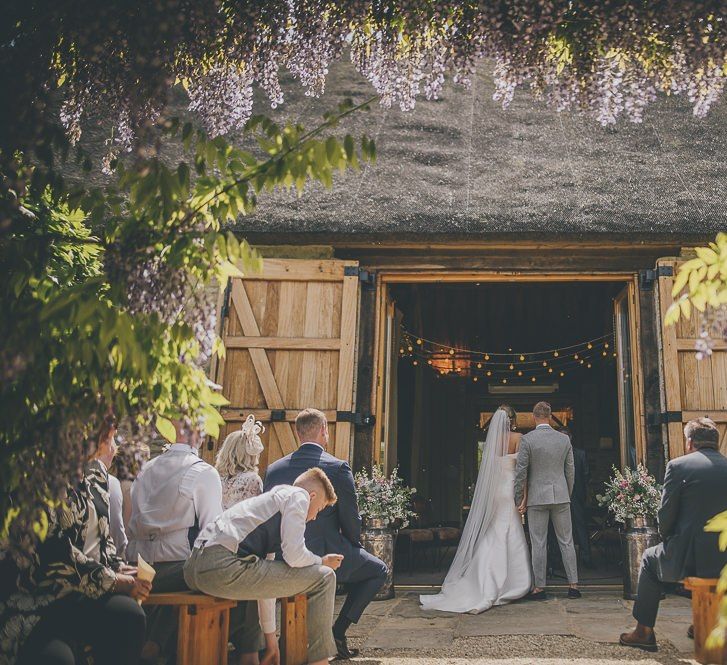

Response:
(683, 578), (726, 665)
(144, 592), (237, 665)
(143, 592), (308, 665)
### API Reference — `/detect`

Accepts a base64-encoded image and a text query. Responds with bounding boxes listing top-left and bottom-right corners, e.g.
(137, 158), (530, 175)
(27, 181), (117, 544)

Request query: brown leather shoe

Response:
(619, 630), (657, 652)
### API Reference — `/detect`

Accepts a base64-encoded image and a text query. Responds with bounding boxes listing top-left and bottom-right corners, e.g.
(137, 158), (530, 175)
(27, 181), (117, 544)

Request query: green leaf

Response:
(156, 416), (177, 443)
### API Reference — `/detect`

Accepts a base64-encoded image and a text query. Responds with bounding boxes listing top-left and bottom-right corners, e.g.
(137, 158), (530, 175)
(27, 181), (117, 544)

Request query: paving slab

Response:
(364, 627), (455, 649)
(567, 613), (635, 643)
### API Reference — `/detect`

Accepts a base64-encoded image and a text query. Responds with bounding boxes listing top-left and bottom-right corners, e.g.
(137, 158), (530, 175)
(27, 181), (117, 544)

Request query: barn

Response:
(208, 62), (727, 535)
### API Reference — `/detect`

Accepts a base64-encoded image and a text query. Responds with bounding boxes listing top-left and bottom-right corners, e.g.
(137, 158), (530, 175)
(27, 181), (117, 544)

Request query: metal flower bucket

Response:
(361, 517), (395, 600)
(621, 516), (661, 600)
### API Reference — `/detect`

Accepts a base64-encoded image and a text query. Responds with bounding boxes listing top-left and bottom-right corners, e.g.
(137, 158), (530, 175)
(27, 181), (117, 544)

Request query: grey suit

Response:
(633, 447), (727, 628)
(514, 424), (578, 587)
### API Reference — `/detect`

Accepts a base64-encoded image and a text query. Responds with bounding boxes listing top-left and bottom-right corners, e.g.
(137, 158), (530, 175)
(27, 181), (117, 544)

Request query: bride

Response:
(420, 405), (532, 613)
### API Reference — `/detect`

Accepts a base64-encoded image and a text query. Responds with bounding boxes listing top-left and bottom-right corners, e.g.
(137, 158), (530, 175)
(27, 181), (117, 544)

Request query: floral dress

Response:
(220, 470), (263, 510)
(0, 460), (123, 664)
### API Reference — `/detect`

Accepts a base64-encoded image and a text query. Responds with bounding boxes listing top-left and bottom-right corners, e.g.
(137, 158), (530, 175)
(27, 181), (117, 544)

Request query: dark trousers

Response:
(633, 544), (667, 628)
(19, 594), (146, 665)
(338, 549), (388, 623)
(571, 500), (591, 564)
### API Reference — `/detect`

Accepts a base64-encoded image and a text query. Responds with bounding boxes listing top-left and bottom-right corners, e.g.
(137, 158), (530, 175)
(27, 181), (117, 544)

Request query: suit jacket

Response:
(263, 443), (365, 581)
(656, 447), (727, 581)
(572, 447), (590, 506)
(514, 425), (575, 507)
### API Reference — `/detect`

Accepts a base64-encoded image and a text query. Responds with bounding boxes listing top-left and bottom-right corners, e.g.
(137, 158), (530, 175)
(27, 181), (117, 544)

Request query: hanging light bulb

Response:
(531, 377), (536, 383)
(542, 361), (548, 367)
(477, 363), (482, 369)
(613, 352), (617, 357)
(587, 363), (592, 368)
(509, 363), (514, 370)
(408, 345), (413, 352)
(502, 378), (508, 384)
(486, 370), (492, 377)
(427, 359), (433, 365)
(473, 376), (478, 382)
(605, 342), (610, 349)
(416, 338), (423, 345)
(449, 349), (455, 356)
(508, 347), (513, 352)
(548, 368), (554, 374)
(517, 370), (523, 376)
(587, 342), (593, 349)
(580, 359), (585, 365)
(399, 348), (404, 354)
(519, 354), (525, 361)
(485, 354), (490, 361)
(560, 371), (565, 377)
(413, 360), (418, 366)
(554, 351), (559, 357)
(602, 351), (607, 356)
(574, 353), (579, 360)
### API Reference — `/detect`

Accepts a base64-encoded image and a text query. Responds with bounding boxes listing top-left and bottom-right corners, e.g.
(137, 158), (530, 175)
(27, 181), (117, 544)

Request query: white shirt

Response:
(300, 441), (325, 451)
(108, 473), (128, 558)
(195, 485), (322, 633)
(536, 424), (552, 429)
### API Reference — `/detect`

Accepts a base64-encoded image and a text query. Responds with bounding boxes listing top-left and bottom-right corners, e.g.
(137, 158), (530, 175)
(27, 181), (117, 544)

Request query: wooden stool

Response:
(683, 578), (726, 664)
(280, 594), (307, 665)
(143, 592), (237, 665)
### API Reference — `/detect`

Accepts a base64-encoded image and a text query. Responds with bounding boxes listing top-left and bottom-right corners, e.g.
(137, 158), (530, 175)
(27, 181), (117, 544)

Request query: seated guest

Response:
(0, 414), (151, 664)
(620, 418), (727, 651)
(264, 408), (388, 659)
(110, 438), (150, 533)
(126, 417), (223, 660)
(216, 415), (265, 510)
(91, 424), (128, 559)
(184, 468), (343, 665)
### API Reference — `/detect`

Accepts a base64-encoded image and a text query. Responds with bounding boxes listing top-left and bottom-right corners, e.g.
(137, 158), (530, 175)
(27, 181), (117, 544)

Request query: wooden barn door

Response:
(655, 258), (727, 459)
(213, 259), (360, 471)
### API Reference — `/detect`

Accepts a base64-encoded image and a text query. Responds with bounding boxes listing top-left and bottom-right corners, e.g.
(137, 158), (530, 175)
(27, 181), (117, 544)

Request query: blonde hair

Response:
(533, 401), (552, 420)
(295, 408), (327, 441)
(294, 467), (338, 506)
(215, 415), (265, 477)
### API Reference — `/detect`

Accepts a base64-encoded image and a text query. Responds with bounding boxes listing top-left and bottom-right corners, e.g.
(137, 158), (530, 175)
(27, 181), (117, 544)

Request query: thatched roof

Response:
(232, 61), (726, 239)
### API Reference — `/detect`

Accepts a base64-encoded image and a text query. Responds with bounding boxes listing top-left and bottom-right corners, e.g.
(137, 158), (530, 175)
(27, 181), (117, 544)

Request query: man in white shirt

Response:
(126, 419), (223, 659)
(184, 468), (344, 665)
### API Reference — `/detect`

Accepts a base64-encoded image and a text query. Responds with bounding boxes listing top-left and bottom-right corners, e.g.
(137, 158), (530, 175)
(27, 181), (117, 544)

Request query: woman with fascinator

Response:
(216, 414), (266, 510)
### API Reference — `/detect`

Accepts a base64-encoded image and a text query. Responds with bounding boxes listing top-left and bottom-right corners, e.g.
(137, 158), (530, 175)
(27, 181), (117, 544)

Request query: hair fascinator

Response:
(240, 414), (265, 455)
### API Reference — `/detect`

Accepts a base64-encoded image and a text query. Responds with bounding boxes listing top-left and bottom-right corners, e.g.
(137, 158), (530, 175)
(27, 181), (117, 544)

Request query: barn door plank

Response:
(335, 267), (360, 460)
(230, 280), (298, 455)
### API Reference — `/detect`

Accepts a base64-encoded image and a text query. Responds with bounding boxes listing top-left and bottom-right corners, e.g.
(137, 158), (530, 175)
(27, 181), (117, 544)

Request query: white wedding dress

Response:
(420, 410), (532, 613)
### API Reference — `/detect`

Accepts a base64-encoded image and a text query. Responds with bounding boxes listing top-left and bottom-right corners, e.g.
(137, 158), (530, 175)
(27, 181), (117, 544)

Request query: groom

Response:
(514, 402), (580, 599)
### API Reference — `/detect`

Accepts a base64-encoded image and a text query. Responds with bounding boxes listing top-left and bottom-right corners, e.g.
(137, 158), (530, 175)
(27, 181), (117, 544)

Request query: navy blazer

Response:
(264, 444), (365, 581)
(657, 447), (727, 581)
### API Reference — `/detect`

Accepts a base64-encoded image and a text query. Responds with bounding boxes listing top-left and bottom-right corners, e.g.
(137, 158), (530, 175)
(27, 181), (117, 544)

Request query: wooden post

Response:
(684, 578), (726, 665)
(280, 595), (308, 665)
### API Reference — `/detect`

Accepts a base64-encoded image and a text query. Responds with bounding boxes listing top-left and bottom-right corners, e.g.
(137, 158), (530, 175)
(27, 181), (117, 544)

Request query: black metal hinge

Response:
(336, 411), (376, 427)
(220, 278), (233, 318)
(344, 266), (376, 289)
(270, 409), (287, 422)
(647, 411), (682, 426)
(639, 265), (674, 291)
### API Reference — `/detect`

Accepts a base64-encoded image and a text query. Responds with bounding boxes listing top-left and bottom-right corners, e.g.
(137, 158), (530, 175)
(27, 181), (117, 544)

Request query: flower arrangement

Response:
(354, 466), (416, 528)
(597, 464), (661, 525)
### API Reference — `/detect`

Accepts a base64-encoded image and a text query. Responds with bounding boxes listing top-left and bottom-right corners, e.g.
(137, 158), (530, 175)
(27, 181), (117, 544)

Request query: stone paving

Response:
(336, 589), (697, 665)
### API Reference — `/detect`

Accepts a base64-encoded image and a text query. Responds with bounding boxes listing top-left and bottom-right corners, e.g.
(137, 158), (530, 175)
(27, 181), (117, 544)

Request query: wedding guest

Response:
(561, 427), (592, 568)
(264, 408), (388, 659)
(91, 424), (128, 559)
(184, 468), (342, 665)
(110, 438), (150, 532)
(0, 414), (150, 664)
(126, 418), (223, 660)
(620, 418), (727, 652)
(216, 414), (265, 510)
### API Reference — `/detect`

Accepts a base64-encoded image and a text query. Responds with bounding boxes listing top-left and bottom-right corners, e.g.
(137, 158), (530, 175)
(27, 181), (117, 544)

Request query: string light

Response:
(416, 338), (423, 345)
(531, 377), (536, 382)
(477, 362), (482, 369)
(519, 354), (525, 361)
(509, 363), (515, 370)
(413, 360), (418, 366)
(517, 370), (523, 376)
(554, 351), (559, 357)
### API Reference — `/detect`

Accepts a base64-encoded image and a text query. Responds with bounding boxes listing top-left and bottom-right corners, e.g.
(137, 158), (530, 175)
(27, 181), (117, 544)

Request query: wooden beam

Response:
(682, 411), (727, 423)
(381, 271), (637, 284)
(221, 409), (337, 423)
(242, 259), (347, 282)
(335, 265), (359, 461)
(676, 339), (727, 351)
(224, 336), (341, 350)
